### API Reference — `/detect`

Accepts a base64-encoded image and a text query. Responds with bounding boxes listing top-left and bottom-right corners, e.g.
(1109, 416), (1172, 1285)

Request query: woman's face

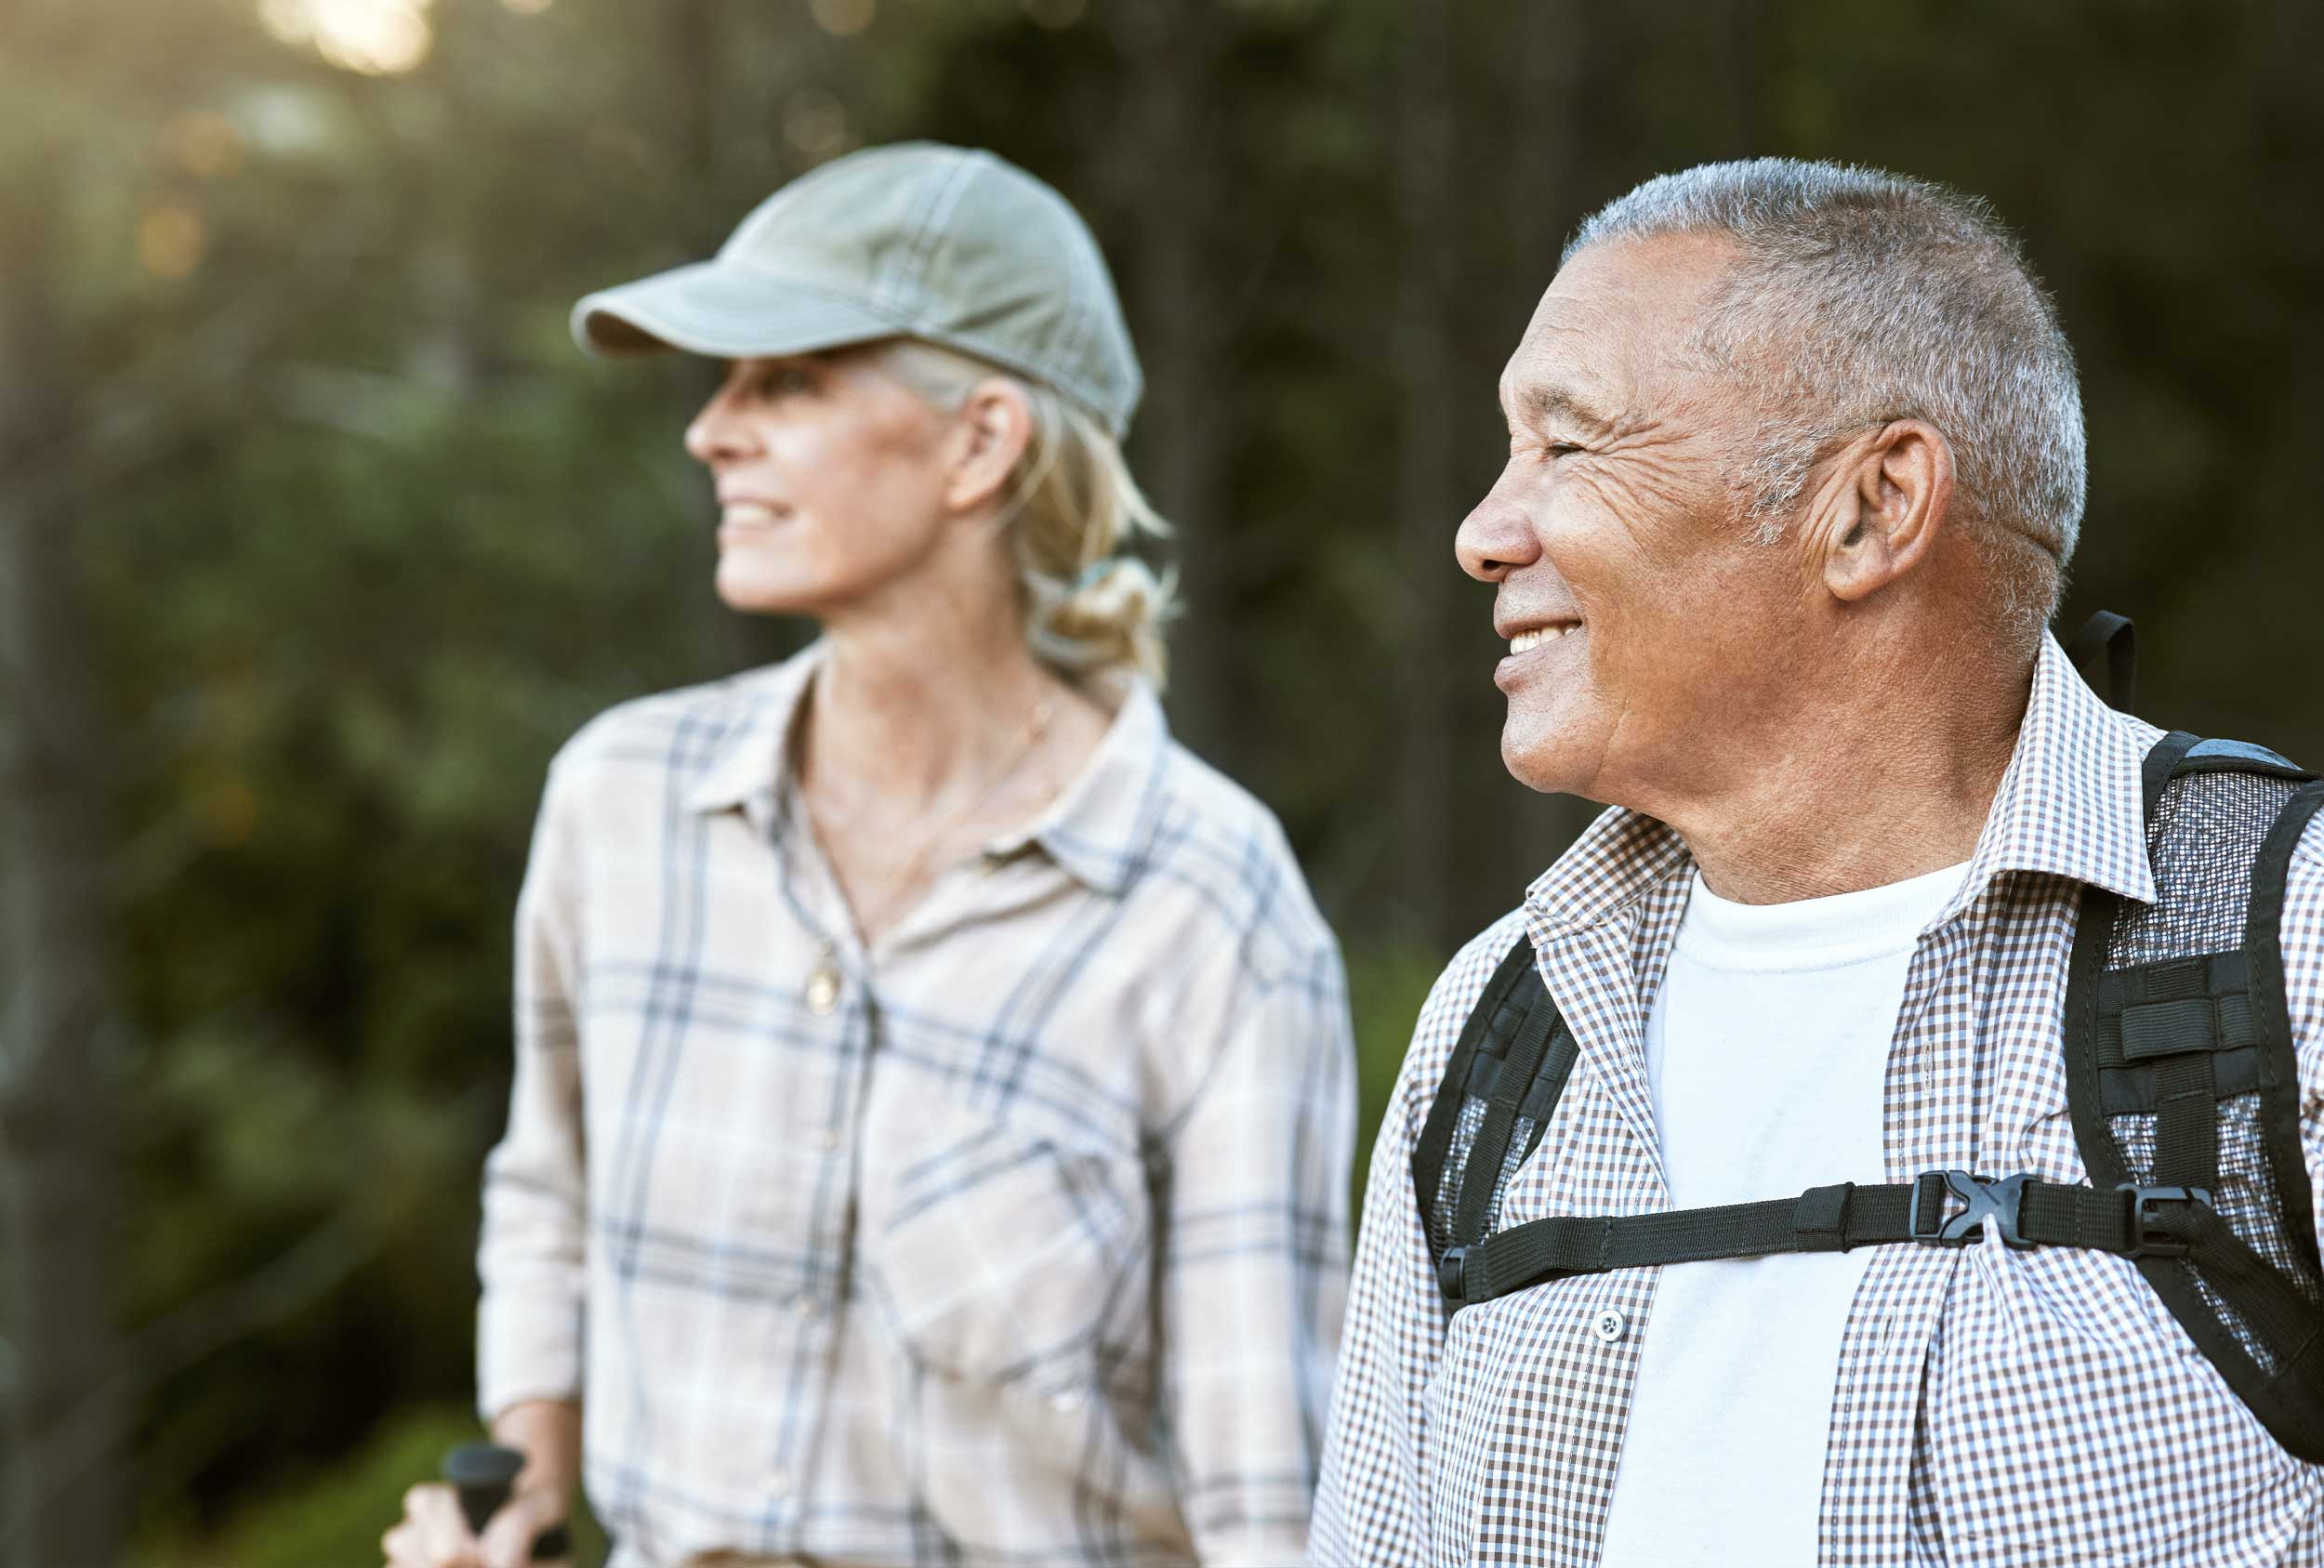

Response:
(683, 349), (966, 618)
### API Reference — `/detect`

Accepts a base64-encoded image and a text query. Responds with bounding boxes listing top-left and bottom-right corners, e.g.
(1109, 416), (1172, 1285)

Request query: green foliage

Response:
(4, 0), (2319, 1548)
(133, 1403), (607, 1568)
(1346, 943), (1446, 1192)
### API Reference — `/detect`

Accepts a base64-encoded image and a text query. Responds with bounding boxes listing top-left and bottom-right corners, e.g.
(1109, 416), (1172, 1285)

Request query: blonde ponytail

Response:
(873, 339), (1178, 689)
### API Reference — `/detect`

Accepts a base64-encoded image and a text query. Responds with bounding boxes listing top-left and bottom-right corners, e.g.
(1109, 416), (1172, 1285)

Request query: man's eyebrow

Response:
(1500, 378), (1618, 434)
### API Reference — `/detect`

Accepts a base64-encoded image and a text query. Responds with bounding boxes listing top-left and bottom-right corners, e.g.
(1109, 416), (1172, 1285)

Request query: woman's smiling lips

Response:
(717, 494), (792, 539)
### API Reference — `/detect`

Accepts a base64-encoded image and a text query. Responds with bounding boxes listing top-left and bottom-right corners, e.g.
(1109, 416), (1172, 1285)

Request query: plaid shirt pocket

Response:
(860, 1113), (1186, 1555)
(862, 1113), (1143, 1388)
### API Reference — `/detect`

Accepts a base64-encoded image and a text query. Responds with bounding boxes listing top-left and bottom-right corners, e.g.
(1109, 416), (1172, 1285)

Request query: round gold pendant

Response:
(805, 961), (842, 1017)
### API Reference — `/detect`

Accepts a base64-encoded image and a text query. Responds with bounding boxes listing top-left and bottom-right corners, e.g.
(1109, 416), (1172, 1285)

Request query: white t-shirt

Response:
(1594, 860), (1966, 1568)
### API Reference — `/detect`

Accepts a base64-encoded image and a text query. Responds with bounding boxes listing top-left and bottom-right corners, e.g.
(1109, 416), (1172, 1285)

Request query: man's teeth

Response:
(1509, 624), (1579, 654)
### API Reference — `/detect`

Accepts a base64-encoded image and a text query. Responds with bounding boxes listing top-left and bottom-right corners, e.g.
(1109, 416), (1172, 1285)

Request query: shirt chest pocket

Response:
(859, 1115), (1145, 1387)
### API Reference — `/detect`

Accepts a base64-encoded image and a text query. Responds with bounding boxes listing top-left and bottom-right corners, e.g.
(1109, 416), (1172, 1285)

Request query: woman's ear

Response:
(1813, 417), (1955, 603)
(944, 378), (1036, 514)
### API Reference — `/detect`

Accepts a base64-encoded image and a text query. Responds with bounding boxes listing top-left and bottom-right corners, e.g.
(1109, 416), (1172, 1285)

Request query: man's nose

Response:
(682, 383), (757, 468)
(1455, 468), (1542, 584)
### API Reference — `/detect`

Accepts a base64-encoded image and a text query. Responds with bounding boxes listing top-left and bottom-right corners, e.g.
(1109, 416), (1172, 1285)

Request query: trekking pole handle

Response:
(440, 1442), (574, 1562)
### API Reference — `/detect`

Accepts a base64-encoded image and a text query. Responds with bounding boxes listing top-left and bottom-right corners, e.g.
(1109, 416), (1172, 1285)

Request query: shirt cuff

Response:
(476, 1290), (585, 1422)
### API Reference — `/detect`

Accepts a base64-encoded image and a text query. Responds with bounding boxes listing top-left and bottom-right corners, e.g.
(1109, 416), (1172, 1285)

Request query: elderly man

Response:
(1314, 159), (2324, 1565)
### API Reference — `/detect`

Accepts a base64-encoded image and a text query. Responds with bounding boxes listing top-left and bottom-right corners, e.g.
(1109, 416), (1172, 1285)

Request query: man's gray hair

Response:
(1570, 159), (2085, 637)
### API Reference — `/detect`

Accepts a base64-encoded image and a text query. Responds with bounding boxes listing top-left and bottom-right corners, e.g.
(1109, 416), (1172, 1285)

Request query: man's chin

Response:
(1499, 715), (1599, 799)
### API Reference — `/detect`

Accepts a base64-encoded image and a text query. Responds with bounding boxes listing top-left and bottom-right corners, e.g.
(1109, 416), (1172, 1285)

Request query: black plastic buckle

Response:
(2117, 1183), (2212, 1260)
(1910, 1170), (2035, 1248)
(1437, 1245), (1468, 1304)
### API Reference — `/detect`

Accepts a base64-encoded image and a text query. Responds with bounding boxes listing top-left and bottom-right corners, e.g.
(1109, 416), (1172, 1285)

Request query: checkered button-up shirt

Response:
(1313, 633), (2324, 1567)
(478, 646), (1354, 1568)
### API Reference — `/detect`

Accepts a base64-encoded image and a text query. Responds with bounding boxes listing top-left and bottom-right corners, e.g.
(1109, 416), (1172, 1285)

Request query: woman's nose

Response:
(683, 384), (755, 468)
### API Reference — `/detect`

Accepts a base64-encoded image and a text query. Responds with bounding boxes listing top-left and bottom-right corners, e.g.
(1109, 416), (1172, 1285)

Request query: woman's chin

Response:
(713, 563), (816, 616)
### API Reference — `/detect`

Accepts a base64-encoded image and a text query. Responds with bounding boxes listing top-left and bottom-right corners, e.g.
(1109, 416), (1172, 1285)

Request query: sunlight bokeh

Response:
(257, 0), (435, 76)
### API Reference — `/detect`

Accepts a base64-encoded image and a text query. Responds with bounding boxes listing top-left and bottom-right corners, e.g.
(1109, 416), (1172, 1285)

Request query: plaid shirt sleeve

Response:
(475, 755), (590, 1419)
(1309, 917), (1522, 1567)
(1161, 906), (1356, 1565)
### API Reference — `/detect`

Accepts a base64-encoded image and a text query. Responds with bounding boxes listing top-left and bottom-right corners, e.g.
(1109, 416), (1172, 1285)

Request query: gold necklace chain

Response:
(805, 692), (1057, 953)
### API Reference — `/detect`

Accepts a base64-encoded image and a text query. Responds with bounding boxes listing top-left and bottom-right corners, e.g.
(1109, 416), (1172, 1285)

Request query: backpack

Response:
(1413, 613), (2324, 1462)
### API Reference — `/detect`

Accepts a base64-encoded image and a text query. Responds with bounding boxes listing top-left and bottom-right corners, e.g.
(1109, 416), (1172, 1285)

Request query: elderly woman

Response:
(384, 144), (1353, 1568)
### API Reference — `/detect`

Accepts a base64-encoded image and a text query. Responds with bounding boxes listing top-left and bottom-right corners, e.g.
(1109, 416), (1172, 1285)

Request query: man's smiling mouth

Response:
(1508, 622), (1582, 655)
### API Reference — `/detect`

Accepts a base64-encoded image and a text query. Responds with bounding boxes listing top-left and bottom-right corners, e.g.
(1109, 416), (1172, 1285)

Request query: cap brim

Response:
(570, 261), (908, 361)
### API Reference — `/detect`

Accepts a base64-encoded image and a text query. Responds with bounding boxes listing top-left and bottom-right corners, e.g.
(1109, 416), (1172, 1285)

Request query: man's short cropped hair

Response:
(1570, 159), (2086, 639)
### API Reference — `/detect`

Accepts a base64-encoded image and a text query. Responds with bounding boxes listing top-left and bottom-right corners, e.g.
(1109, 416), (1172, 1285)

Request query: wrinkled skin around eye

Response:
(1456, 234), (1823, 816)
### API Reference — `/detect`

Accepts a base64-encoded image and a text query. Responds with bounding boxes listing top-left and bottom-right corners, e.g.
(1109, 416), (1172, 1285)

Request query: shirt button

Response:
(805, 962), (841, 1016)
(819, 1127), (842, 1153)
(1591, 1308), (1628, 1344)
(765, 1466), (791, 1499)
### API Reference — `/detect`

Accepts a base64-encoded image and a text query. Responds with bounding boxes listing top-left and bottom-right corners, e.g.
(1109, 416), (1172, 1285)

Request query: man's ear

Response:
(944, 378), (1036, 514)
(1810, 418), (1955, 603)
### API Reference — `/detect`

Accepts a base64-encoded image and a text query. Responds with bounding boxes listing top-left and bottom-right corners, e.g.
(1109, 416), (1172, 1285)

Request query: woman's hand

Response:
(382, 1400), (579, 1568)
(381, 1475), (570, 1568)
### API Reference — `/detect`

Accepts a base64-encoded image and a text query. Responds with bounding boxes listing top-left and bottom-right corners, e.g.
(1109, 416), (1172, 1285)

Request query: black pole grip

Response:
(440, 1443), (573, 1561)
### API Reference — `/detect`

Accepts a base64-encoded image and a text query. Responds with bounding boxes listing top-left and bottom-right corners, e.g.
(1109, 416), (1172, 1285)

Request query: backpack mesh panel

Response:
(2106, 771), (2300, 966)
(2099, 768), (2319, 1373)
(1427, 1096), (1540, 1260)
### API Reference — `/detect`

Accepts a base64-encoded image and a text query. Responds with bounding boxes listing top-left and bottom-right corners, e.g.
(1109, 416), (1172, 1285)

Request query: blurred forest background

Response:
(2, 0), (2320, 1561)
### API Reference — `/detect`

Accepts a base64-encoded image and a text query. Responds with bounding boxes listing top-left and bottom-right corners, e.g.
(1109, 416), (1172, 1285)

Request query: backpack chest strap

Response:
(1439, 1172), (2214, 1306)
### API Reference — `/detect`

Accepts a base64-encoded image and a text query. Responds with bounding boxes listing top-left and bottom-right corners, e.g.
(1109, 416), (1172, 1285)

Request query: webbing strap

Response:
(2064, 610), (2137, 711)
(2177, 1202), (2324, 1359)
(2151, 1050), (2221, 1189)
(2246, 780), (2324, 1279)
(1449, 995), (1562, 1248)
(1411, 939), (1539, 1245)
(1440, 1174), (2214, 1307)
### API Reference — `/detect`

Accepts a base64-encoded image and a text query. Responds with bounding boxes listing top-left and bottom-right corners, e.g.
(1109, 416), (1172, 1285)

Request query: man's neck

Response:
(1666, 646), (2037, 906)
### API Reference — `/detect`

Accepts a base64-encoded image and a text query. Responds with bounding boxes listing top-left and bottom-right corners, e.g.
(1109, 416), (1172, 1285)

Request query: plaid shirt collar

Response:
(680, 641), (1168, 897)
(1523, 631), (2159, 937)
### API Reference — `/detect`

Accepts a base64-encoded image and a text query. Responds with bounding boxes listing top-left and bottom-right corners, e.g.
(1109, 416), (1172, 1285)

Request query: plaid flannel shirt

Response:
(478, 645), (1353, 1567)
(1314, 633), (2324, 1567)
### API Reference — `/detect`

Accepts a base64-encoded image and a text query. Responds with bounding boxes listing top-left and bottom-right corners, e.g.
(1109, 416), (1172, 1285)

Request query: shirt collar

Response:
(680, 643), (1169, 899)
(680, 644), (824, 824)
(984, 676), (1170, 898)
(1525, 630), (2157, 933)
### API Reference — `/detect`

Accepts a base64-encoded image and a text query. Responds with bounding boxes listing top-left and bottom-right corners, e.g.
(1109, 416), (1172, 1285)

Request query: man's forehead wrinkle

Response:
(1505, 339), (1624, 437)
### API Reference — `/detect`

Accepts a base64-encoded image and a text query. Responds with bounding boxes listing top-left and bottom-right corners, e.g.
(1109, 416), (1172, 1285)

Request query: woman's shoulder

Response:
(1132, 735), (1340, 968)
(548, 650), (804, 771)
(544, 652), (806, 792)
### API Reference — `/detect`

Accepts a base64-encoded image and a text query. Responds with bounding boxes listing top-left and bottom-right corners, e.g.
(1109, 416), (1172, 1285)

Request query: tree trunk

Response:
(1103, 0), (1240, 773)
(0, 200), (125, 1568)
(1388, 0), (1464, 945)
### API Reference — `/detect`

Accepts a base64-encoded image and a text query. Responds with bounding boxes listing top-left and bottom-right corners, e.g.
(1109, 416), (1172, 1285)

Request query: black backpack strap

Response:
(2248, 778), (2324, 1277)
(1443, 1171), (2212, 1306)
(2064, 610), (2137, 711)
(1448, 993), (1561, 1246)
(2061, 734), (2324, 1461)
(1411, 936), (1538, 1245)
(1413, 933), (1586, 1293)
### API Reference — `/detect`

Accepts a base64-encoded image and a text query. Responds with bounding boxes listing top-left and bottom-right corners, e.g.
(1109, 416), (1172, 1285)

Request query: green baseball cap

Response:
(571, 141), (1142, 438)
